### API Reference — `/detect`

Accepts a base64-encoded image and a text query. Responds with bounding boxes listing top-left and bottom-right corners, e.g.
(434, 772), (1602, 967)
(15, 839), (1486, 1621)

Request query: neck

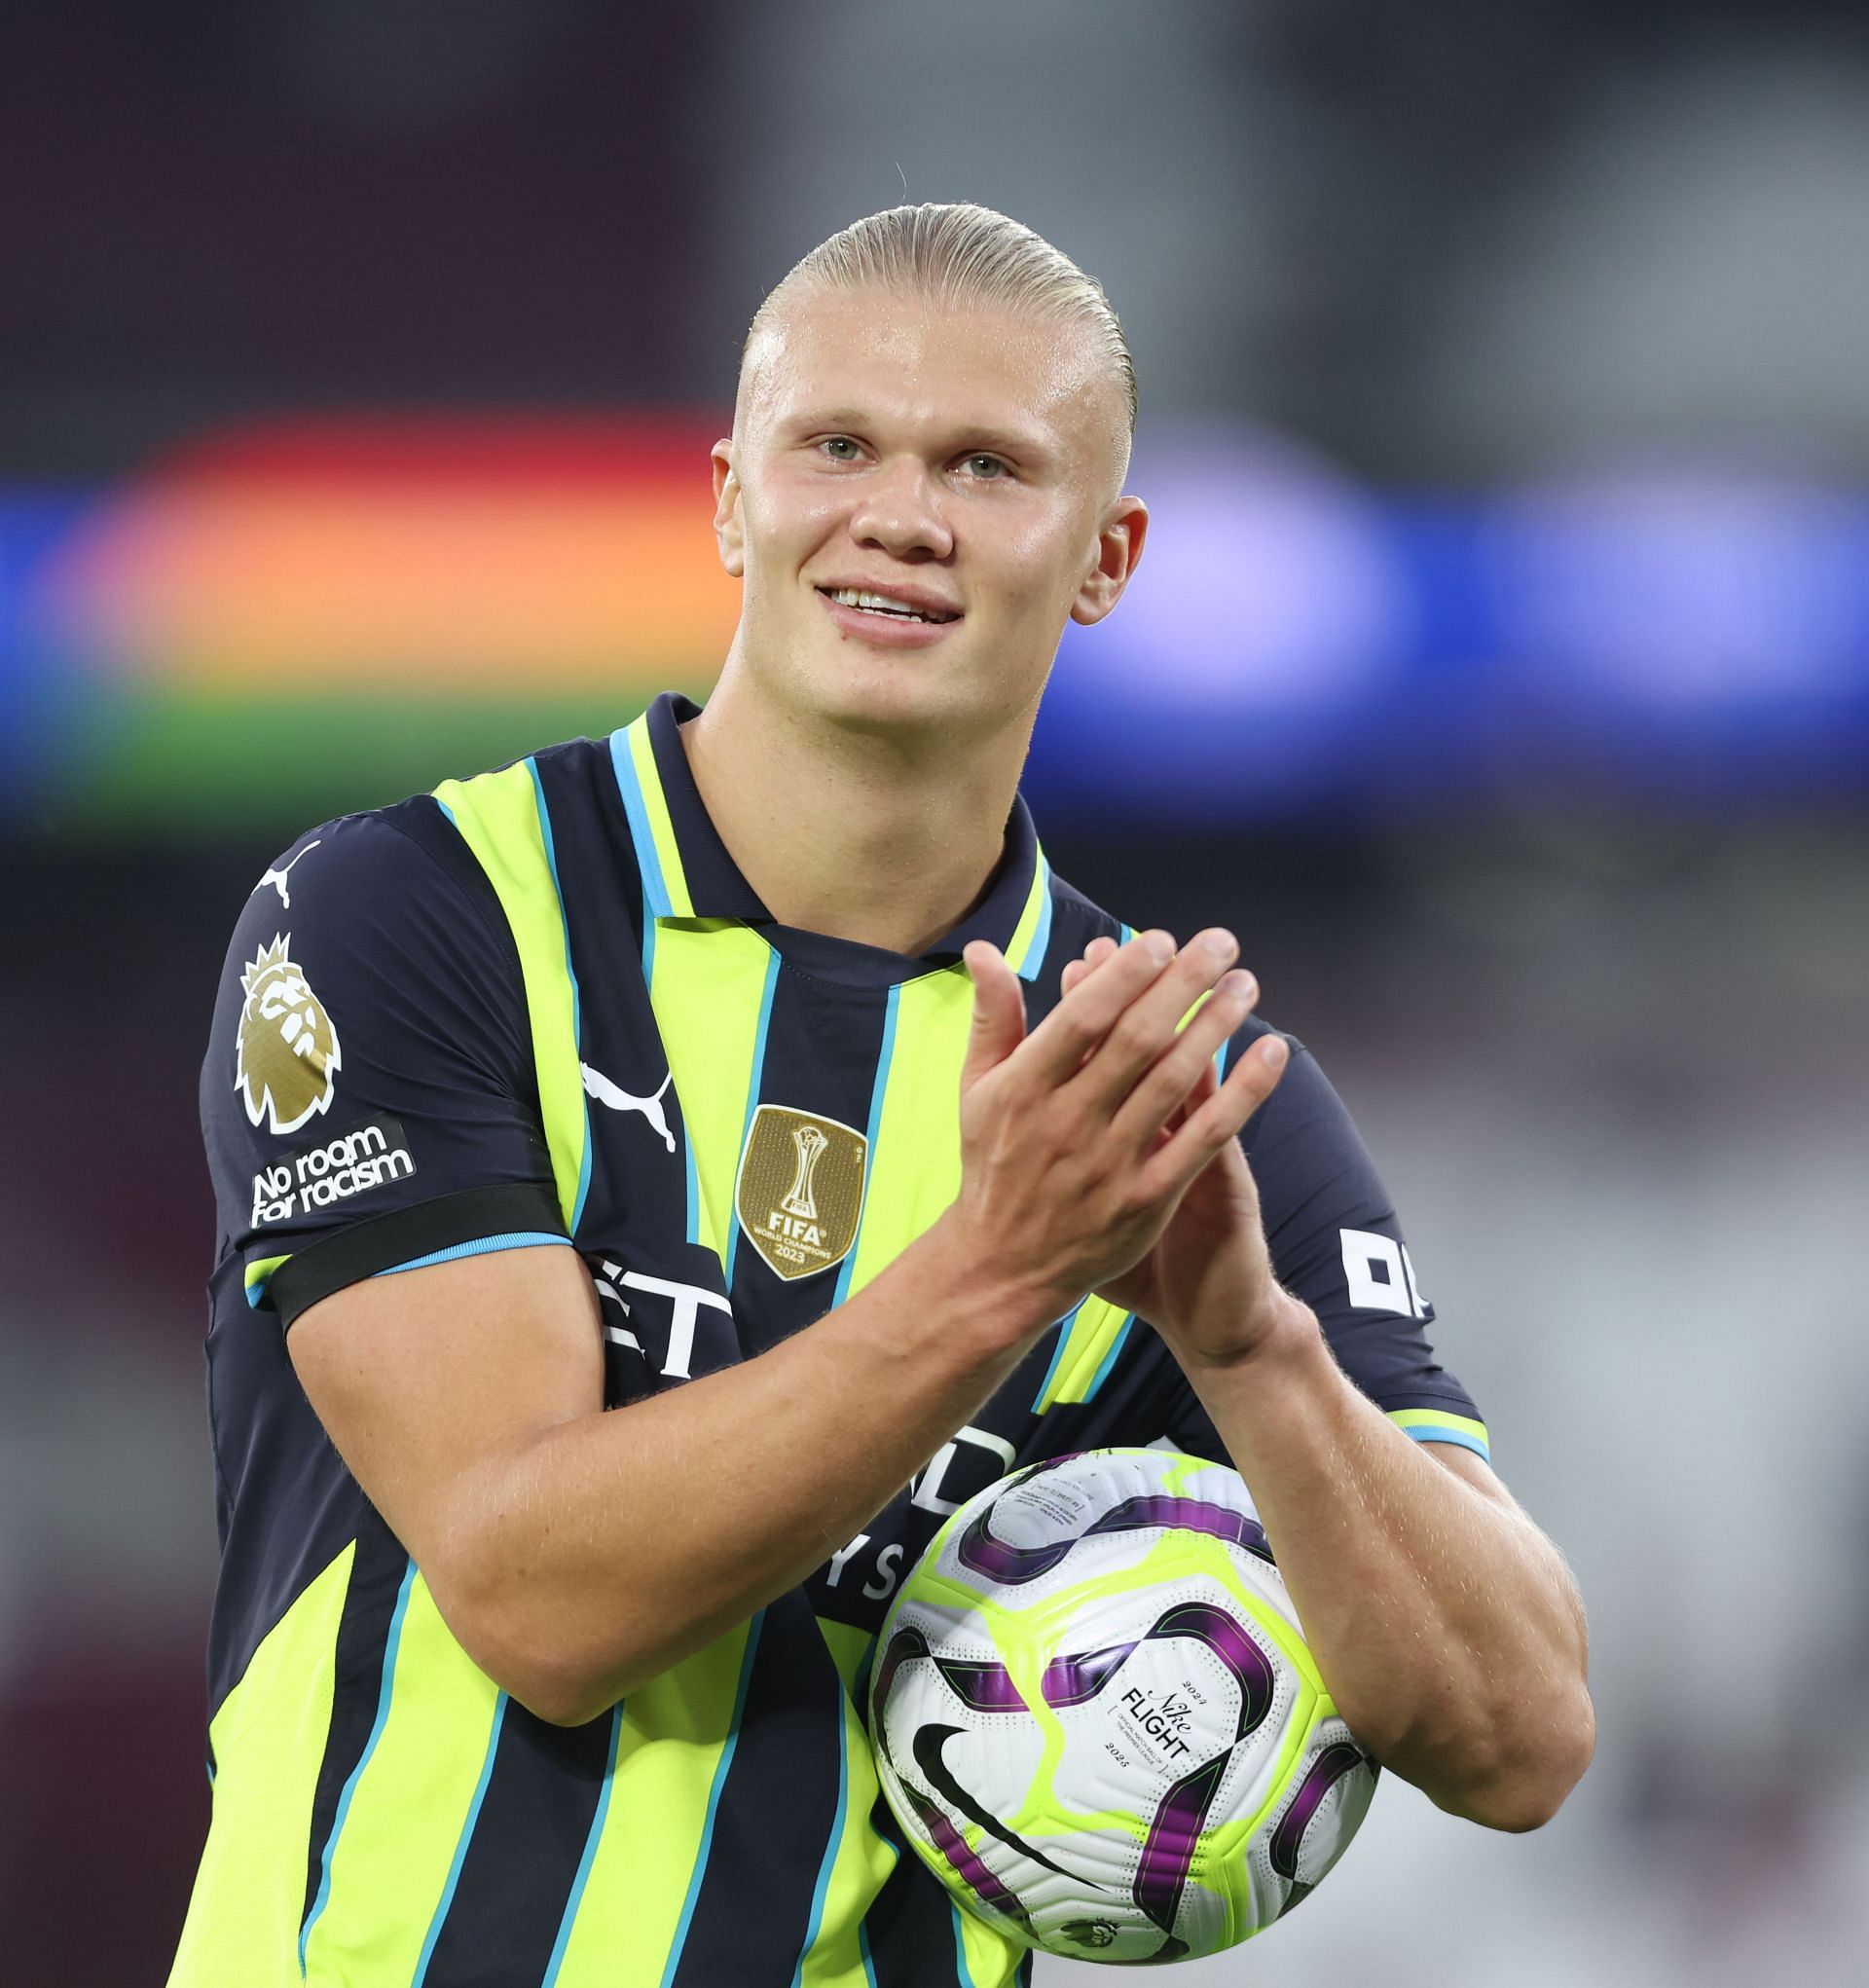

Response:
(679, 665), (1032, 955)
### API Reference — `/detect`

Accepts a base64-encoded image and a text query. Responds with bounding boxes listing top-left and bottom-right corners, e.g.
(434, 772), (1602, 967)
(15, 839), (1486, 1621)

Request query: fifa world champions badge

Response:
(735, 1104), (866, 1281)
(236, 934), (343, 1136)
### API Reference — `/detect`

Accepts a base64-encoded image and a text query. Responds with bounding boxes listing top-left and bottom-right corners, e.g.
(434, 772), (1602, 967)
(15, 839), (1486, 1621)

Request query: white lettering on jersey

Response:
(581, 1062), (678, 1154)
(911, 1423), (1018, 1517)
(593, 1264), (732, 1380)
(255, 839), (322, 910)
(1339, 1227), (1426, 1319)
(861, 1542), (904, 1601)
(819, 1531), (905, 1601)
(823, 1534), (870, 1588)
(595, 1260), (642, 1353)
(249, 1118), (415, 1226)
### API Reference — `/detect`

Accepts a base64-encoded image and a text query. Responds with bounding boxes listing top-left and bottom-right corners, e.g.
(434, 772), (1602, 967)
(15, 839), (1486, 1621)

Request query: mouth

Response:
(816, 585), (962, 627)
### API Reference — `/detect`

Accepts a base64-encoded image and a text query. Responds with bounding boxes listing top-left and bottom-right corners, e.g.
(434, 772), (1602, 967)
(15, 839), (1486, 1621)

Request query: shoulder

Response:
(205, 785), (547, 1133)
(221, 797), (517, 998)
(1043, 858), (1353, 1160)
(245, 729), (624, 957)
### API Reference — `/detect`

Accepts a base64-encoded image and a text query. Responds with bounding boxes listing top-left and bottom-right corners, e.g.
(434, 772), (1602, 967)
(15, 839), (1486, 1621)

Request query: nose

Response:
(848, 456), (954, 563)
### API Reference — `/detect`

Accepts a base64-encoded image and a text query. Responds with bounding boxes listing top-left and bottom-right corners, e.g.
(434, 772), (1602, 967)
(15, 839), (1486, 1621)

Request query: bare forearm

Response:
(1184, 1296), (1594, 1829)
(443, 1220), (1049, 1721)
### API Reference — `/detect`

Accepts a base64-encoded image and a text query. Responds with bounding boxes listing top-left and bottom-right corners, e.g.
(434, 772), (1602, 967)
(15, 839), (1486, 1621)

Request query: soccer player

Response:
(171, 204), (1592, 1986)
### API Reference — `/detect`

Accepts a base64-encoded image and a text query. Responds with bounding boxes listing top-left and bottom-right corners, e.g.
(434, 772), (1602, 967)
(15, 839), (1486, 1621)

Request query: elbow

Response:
(429, 1570), (636, 1730)
(1435, 1684), (1597, 1833)
(506, 1660), (628, 1732)
(468, 1613), (633, 1729)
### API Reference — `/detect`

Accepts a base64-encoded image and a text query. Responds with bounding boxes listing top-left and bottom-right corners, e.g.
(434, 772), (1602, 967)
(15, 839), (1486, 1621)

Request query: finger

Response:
(1176, 1053), (1222, 1126)
(961, 941), (1027, 1090)
(1070, 928), (1242, 1115)
(1145, 1049), (1218, 1155)
(1140, 1032), (1290, 1201)
(1017, 930), (1177, 1086)
(1110, 969), (1260, 1149)
(1059, 933), (1120, 1000)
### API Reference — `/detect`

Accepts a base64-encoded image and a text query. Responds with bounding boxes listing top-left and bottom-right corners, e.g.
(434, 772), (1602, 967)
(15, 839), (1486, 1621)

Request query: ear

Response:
(712, 437), (745, 578)
(1070, 495), (1149, 626)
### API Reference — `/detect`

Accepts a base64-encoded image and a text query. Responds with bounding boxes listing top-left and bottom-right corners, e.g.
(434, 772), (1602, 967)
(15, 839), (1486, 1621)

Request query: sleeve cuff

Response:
(1387, 1407), (1490, 1463)
(265, 1181), (569, 1329)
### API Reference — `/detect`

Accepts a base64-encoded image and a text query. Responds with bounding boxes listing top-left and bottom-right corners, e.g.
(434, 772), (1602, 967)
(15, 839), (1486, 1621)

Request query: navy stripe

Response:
(414, 1702), (617, 1987)
(666, 1591), (844, 1988)
(731, 963), (891, 1353)
(853, 1788), (971, 1987)
(660, 1609), (768, 1985)
(531, 744), (724, 1402)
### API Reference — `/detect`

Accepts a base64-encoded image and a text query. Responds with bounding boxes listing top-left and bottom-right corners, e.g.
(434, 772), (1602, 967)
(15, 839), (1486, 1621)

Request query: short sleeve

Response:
(201, 800), (569, 1328)
(1161, 1023), (1490, 1465)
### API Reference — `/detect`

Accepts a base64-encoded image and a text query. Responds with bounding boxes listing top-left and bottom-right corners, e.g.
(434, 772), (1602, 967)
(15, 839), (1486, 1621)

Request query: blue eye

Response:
(822, 437), (861, 461)
(963, 454), (1007, 479)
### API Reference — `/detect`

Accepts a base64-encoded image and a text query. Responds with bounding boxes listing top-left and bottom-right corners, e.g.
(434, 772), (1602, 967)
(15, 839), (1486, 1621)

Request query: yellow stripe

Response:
(797, 1621), (898, 1988)
(242, 1253), (289, 1300)
(434, 763), (587, 1227)
(1032, 1296), (1131, 1413)
(550, 1618), (756, 1987)
(302, 1577), (502, 1982)
(955, 1905), (1024, 1988)
(1002, 845), (1048, 976)
(626, 714), (694, 916)
(646, 920), (774, 1266)
(167, 1546), (355, 1988)
(844, 969), (972, 1296)
(1389, 1407), (1490, 1448)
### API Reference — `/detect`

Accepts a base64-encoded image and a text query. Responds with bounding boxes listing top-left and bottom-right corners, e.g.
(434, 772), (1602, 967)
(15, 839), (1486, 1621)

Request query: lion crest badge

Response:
(236, 934), (342, 1136)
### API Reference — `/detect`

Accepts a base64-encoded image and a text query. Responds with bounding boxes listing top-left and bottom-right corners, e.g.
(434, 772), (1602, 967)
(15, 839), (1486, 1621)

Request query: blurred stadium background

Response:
(4, 2), (1867, 1981)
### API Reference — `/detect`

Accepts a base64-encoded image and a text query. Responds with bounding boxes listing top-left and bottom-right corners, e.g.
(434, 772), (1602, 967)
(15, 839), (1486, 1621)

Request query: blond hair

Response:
(745, 202), (1137, 432)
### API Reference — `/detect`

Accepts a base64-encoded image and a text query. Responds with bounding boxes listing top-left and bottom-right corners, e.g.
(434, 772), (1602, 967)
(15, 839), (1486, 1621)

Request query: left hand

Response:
(1060, 934), (1296, 1369)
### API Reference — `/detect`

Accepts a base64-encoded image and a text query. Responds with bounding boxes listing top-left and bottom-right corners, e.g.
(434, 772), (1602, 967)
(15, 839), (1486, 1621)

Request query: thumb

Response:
(961, 941), (1026, 1089)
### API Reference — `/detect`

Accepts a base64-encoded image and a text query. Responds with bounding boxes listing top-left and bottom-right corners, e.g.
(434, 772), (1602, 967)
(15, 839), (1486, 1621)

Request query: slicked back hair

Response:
(744, 202), (1137, 434)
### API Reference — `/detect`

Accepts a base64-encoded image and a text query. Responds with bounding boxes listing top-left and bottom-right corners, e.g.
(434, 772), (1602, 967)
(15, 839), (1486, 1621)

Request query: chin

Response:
(790, 644), (979, 738)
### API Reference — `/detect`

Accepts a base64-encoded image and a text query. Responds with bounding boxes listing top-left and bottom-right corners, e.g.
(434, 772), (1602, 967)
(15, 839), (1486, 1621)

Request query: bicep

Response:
(287, 1242), (605, 1583)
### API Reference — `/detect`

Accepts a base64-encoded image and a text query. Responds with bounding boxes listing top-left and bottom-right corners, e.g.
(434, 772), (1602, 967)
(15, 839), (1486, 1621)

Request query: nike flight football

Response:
(868, 1446), (1376, 1964)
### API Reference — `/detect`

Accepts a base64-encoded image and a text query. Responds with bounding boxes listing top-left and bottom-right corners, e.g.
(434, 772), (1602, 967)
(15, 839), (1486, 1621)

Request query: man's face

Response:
(715, 286), (1145, 739)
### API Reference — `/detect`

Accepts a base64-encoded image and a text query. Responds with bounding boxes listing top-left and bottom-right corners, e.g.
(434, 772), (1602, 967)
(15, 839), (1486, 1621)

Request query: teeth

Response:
(827, 587), (947, 621)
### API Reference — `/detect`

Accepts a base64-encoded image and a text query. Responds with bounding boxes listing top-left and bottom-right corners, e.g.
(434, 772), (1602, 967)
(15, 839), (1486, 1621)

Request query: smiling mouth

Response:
(818, 586), (961, 626)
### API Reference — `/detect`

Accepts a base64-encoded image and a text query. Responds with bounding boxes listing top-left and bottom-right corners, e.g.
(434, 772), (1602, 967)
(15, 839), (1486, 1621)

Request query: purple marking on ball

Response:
(954, 1508), (1077, 1586)
(935, 1641), (1138, 1714)
(1087, 1494), (1276, 1565)
(936, 1660), (1026, 1712)
(907, 1788), (1034, 1933)
(1132, 1751), (1228, 1933)
(1146, 1601), (1277, 1742)
(956, 1484), (1272, 1588)
(871, 1626), (931, 1726)
(1268, 1741), (1371, 1882)
(1043, 1640), (1138, 1708)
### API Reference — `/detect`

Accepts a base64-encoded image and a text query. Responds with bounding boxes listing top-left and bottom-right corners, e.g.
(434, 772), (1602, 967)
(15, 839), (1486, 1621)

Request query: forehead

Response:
(740, 286), (1125, 463)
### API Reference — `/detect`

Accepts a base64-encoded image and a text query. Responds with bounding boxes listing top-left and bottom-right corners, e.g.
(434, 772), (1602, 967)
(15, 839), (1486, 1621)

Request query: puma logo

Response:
(580, 1062), (677, 1154)
(255, 840), (322, 910)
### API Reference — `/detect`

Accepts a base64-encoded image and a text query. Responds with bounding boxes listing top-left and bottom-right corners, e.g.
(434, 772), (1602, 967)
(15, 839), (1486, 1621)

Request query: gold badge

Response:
(735, 1105), (867, 1282)
(236, 934), (342, 1136)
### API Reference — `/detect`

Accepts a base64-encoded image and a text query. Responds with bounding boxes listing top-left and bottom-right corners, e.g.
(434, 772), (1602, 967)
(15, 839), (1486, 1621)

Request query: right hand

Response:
(943, 928), (1265, 1321)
